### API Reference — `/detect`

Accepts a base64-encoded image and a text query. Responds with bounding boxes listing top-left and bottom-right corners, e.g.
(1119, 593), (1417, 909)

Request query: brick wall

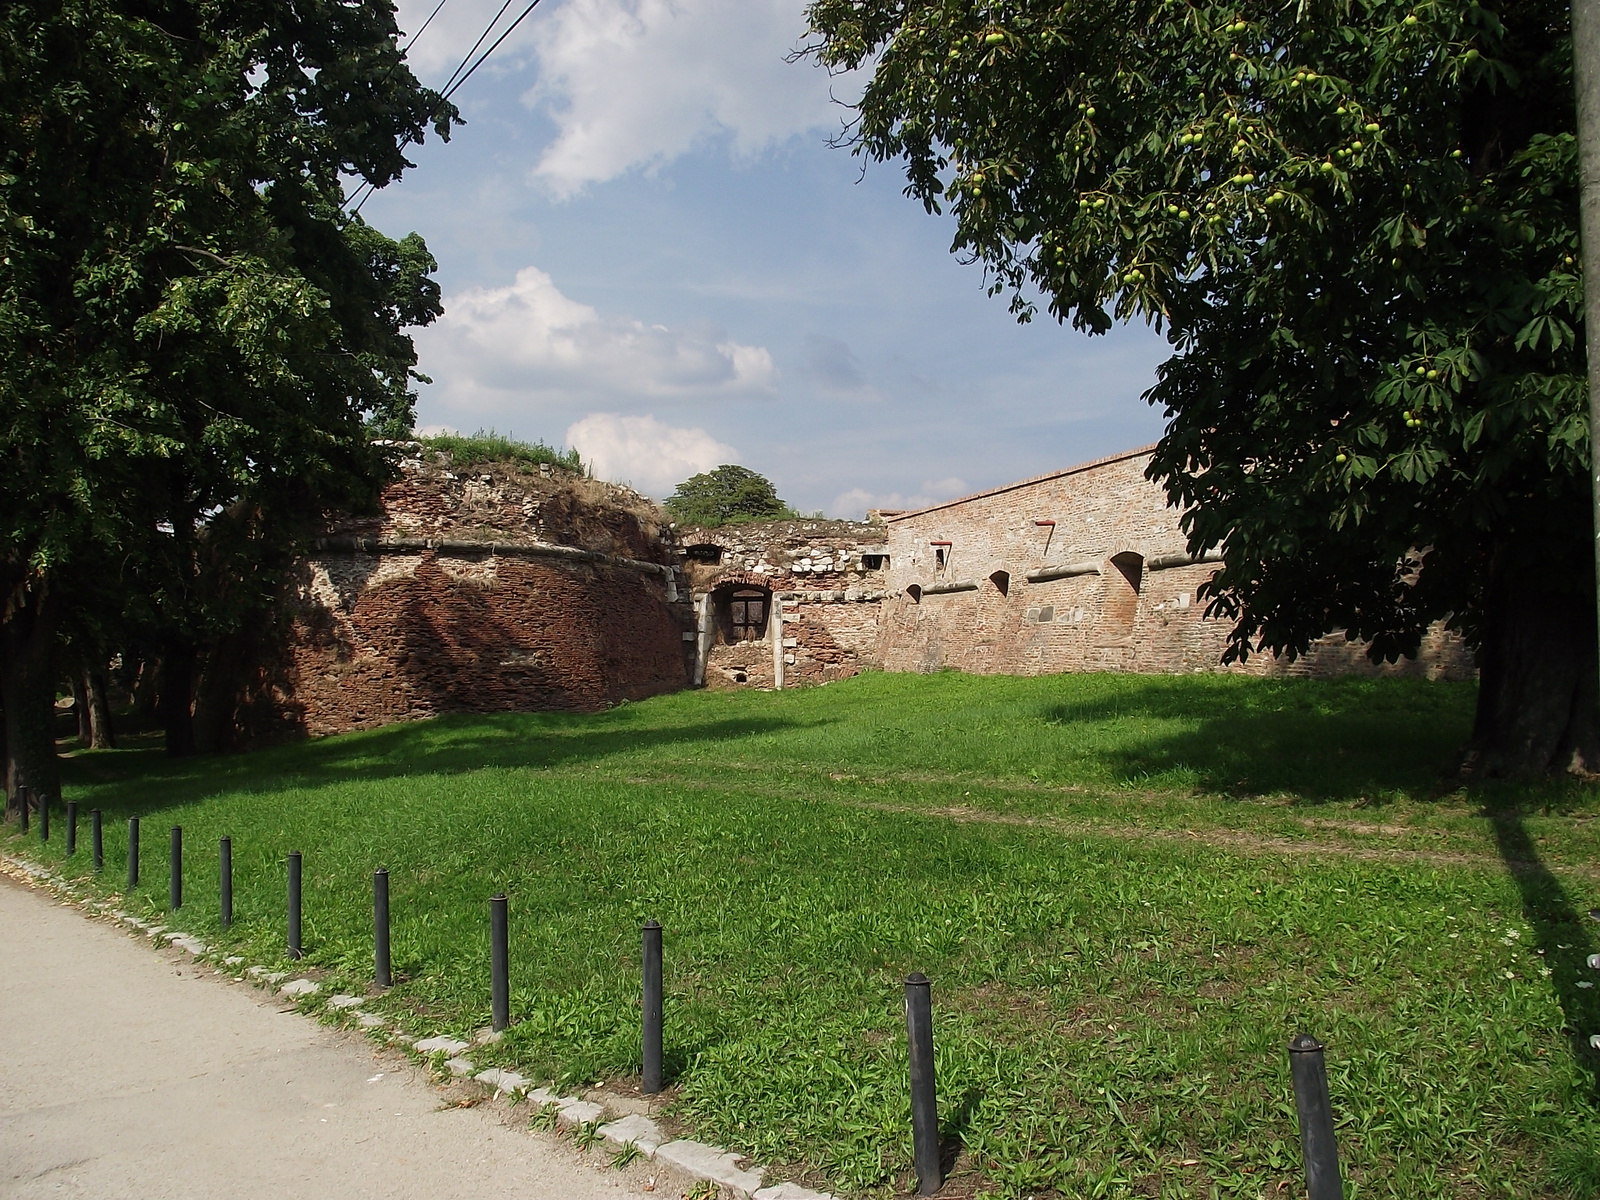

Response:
(878, 448), (1475, 681)
(244, 453), (693, 739)
(675, 520), (890, 688)
(250, 549), (691, 737)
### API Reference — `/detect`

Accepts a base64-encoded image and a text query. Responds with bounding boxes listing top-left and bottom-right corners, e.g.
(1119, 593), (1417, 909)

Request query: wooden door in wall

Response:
(731, 590), (767, 641)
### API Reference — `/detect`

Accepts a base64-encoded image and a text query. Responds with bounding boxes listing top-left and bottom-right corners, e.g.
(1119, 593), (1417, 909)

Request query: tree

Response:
(665, 465), (792, 526)
(1, 0), (453, 800)
(806, 0), (1588, 775)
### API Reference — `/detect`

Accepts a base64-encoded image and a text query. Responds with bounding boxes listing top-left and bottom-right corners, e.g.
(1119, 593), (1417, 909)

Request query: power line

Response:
(438, 0), (520, 96)
(347, 0), (547, 216)
(403, 0), (453, 53)
(441, 0), (546, 102)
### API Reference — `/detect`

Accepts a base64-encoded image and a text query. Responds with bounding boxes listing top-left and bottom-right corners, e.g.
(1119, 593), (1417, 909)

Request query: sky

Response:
(361, 0), (1173, 517)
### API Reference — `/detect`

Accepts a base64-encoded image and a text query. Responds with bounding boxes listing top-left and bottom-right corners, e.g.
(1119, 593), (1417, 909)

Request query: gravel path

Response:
(0, 872), (643, 1200)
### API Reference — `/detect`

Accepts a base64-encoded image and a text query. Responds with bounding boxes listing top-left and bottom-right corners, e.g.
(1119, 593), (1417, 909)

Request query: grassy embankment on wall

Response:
(9, 671), (1600, 1198)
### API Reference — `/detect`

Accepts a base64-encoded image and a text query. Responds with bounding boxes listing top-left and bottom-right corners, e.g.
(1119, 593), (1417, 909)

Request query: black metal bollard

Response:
(169, 826), (182, 910)
(490, 893), (509, 1032)
(127, 817), (140, 889)
(220, 837), (232, 927)
(66, 801), (77, 856)
(905, 973), (941, 1195)
(18, 785), (28, 834)
(92, 809), (103, 872)
(287, 851), (303, 960)
(38, 791), (48, 842)
(642, 919), (663, 1094)
(1288, 1034), (1344, 1200)
(374, 869), (391, 988)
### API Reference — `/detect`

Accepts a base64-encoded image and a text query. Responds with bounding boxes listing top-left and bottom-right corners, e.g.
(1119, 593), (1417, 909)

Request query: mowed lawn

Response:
(10, 671), (1600, 1198)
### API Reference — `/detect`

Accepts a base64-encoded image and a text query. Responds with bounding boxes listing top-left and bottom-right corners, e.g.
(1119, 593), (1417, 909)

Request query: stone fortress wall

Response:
(247, 451), (694, 739)
(674, 520), (890, 689)
(876, 446), (1476, 681)
(254, 442), (1476, 740)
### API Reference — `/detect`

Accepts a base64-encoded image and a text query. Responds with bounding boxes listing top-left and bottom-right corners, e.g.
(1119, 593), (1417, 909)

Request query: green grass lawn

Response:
(9, 671), (1600, 1198)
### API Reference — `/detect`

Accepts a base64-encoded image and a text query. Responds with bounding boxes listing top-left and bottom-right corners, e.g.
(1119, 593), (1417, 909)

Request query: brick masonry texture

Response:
(877, 447), (1476, 681)
(676, 520), (889, 688)
(247, 454), (693, 738)
(253, 443), (1477, 738)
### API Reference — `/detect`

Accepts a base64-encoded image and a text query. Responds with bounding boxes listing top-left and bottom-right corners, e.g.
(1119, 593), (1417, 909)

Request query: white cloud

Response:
(830, 478), (970, 520)
(415, 265), (777, 413)
(567, 413), (736, 496)
(523, 0), (854, 195)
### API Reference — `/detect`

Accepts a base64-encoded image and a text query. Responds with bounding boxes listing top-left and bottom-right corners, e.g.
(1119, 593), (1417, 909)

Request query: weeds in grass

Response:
(528, 1103), (561, 1132)
(19, 672), (1600, 1197)
(419, 429), (583, 473)
(682, 1181), (719, 1200)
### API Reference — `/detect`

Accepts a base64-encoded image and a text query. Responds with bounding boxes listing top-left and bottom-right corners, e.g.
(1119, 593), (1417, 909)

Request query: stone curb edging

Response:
(0, 850), (834, 1200)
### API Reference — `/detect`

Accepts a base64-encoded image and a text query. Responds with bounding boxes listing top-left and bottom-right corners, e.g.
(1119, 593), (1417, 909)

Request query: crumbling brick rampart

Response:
(247, 453), (692, 738)
(255, 549), (688, 737)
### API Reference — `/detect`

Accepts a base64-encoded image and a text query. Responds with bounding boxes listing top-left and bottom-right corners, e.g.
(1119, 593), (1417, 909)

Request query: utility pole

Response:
(1580, 0), (1600, 685)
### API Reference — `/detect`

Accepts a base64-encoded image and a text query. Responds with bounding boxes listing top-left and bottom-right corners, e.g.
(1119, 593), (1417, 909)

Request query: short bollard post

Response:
(169, 826), (183, 911)
(287, 851), (303, 960)
(92, 810), (104, 873)
(490, 893), (509, 1032)
(220, 837), (233, 928)
(38, 791), (49, 842)
(905, 972), (941, 1195)
(1288, 1034), (1344, 1200)
(66, 802), (77, 856)
(642, 919), (663, 1094)
(374, 869), (391, 988)
(127, 817), (140, 889)
(18, 785), (29, 834)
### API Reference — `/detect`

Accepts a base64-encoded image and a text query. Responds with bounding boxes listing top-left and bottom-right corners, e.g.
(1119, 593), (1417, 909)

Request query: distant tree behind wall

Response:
(665, 466), (792, 526)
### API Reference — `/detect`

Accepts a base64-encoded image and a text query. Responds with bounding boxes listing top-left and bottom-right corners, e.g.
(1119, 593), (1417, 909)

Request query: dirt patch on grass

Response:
(841, 798), (1600, 882)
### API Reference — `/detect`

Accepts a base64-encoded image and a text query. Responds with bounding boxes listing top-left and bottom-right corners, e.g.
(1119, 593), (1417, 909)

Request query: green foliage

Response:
(23, 672), (1600, 1197)
(572, 1119), (605, 1152)
(0, 0), (458, 761)
(803, 0), (1585, 670)
(421, 430), (584, 473)
(609, 1141), (645, 1170)
(665, 464), (793, 526)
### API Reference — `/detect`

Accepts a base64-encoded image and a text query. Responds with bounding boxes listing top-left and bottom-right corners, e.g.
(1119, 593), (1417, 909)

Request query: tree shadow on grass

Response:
(1489, 809), (1600, 1090)
(57, 711), (830, 819)
(1488, 807), (1600, 1190)
(1042, 674), (1481, 803)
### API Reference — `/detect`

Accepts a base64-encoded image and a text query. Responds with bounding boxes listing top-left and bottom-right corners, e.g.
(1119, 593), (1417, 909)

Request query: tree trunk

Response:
(160, 640), (197, 758)
(69, 671), (91, 746)
(193, 629), (251, 754)
(1, 586), (61, 811)
(84, 667), (116, 750)
(1467, 544), (1600, 776)
(131, 657), (160, 721)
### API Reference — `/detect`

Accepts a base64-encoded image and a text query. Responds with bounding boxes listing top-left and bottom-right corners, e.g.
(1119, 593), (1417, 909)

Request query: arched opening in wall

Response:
(989, 570), (1010, 598)
(685, 544), (723, 565)
(1100, 552), (1144, 638)
(712, 584), (770, 643)
(905, 584), (922, 604)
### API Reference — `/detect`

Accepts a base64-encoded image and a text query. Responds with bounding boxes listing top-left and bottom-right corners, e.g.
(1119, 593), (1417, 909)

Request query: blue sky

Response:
(362, 0), (1172, 516)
